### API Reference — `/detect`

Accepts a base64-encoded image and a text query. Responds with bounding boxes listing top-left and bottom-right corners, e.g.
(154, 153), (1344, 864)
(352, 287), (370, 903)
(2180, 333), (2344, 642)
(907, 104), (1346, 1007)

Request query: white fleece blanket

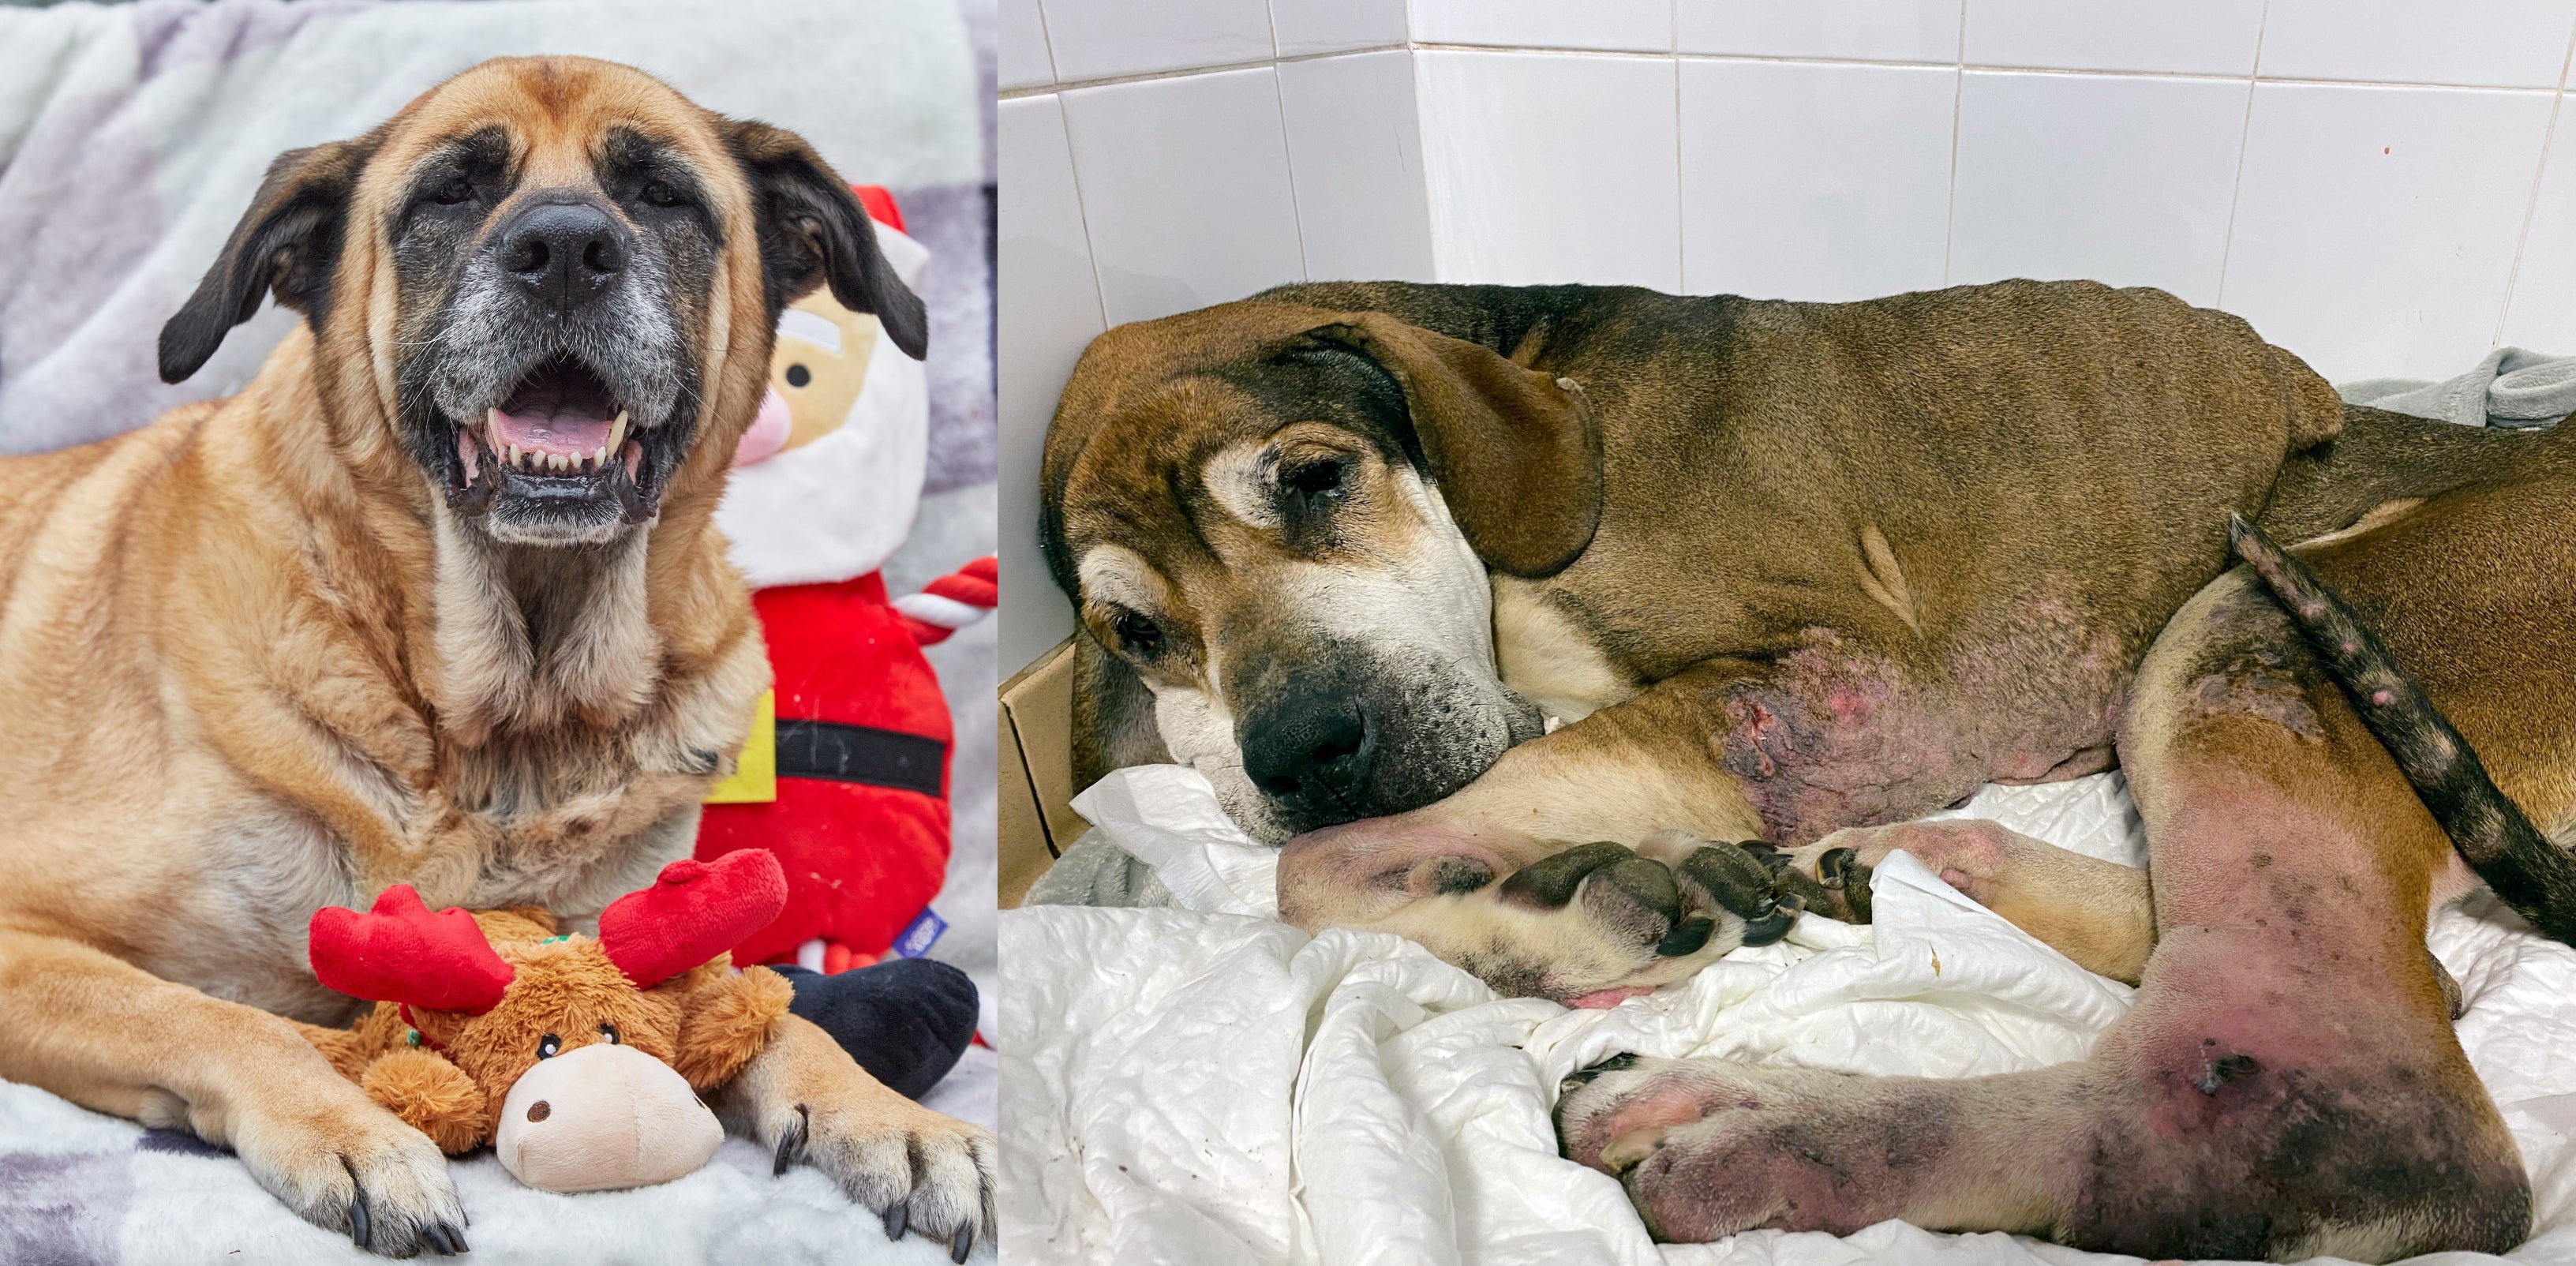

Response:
(998, 766), (2576, 1266)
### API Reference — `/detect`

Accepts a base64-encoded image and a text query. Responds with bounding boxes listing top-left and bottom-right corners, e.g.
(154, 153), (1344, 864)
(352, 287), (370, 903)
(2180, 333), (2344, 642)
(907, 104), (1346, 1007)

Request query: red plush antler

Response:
(597, 849), (789, 987)
(309, 886), (515, 1013)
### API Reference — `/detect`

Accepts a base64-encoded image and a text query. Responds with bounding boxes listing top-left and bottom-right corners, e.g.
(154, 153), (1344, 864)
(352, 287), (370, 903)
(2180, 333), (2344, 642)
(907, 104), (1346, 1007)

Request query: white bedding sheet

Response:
(998, 766), (2576, 1266)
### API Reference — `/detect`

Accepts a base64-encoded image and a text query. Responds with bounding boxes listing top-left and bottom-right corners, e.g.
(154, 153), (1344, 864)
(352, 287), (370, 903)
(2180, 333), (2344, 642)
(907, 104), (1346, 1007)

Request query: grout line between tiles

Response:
(2214, 0), (2269, 309)
(1265, 3), (1313, 283)
(1001, 44), (1410, 98)
(1034, 0), (1062, 91)
(2494, 16), (2576, 346)
(1940, 0), (1966, 287)
(1050, 95), (1112, 331)
(1671, 0), (1685, 291)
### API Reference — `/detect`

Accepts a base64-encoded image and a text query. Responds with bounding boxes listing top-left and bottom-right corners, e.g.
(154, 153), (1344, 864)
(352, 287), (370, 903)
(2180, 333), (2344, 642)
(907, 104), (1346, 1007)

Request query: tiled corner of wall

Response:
(1000, 0), (2576, 669)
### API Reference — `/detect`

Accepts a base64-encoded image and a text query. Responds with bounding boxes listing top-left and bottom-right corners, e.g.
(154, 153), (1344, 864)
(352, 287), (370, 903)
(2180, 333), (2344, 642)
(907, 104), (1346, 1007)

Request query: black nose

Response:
(1241, 691), (1374, 821)
(499, 201), (626, 311)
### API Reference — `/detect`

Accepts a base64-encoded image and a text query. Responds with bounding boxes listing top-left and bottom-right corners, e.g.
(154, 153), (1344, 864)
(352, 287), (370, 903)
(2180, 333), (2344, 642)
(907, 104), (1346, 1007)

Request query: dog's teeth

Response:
(549, 451), (569, 473)
(505, 443), (521, 468)
(607, 411), (629, 455)
(593, 445), (608, 469)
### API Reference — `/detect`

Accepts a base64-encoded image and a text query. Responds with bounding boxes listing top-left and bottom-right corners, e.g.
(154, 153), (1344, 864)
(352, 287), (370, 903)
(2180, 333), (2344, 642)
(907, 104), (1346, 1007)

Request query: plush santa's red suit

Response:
(694, 189), (993, 975)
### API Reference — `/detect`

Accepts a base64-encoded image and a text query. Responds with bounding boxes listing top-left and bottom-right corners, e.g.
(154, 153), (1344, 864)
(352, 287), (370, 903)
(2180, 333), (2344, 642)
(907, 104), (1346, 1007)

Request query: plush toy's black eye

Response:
(785, 364), (811, 388)
(641, 180), (684, 208)
(429, 178), (474, 207)
(537, 1033), (562, 1059)
(1112, 611), (1162, 658)
(598, 1024), (620, 1045)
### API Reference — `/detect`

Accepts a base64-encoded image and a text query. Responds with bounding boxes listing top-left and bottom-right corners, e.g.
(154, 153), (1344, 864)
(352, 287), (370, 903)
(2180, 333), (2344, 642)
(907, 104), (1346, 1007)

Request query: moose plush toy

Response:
(295, 850), (796, 1193)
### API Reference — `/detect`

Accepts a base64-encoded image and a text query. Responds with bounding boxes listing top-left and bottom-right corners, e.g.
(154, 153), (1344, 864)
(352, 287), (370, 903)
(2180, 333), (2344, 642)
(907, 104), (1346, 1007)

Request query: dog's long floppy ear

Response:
(729, 121), (927, 360)
(158, 139), (373, 384)
(1299, 313), (1601, 578)
(1072, 631), (1174, 789)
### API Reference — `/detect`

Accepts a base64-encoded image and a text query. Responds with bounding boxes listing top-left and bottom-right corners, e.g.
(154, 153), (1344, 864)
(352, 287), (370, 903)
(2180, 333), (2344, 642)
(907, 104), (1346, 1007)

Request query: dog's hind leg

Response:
(1559, 564), (2534, 1260)
(0, 930), (467, 1256)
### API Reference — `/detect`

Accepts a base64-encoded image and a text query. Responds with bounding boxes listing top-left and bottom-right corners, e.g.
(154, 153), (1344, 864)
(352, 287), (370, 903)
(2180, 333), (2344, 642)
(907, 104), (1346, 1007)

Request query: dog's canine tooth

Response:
(606, 410), (629, 455)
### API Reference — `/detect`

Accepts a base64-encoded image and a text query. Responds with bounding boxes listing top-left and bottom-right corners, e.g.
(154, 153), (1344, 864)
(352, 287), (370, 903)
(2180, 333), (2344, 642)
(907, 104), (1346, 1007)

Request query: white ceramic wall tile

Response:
(1417, 51), (1681, 288)
(2501, 112), (2576, 350)
(1060, 68), (1309, 324)
(1679, 0), (1960, 63)
(998, 0), (1054, 91)
(1039, 0), (1274, 83)
(997, 95), (1097, 668)
(1279, 52), (1437, 283)
(1964, 0), (2263, 76)
(2225, 82), (2555, 382)
(1949, 71), (2248, 304)
(2260, 0), (2576, 90)
(1679, 60), (1953, 301)
(1410, 0), (1672, 53)
(1273, 0), (1410, 58)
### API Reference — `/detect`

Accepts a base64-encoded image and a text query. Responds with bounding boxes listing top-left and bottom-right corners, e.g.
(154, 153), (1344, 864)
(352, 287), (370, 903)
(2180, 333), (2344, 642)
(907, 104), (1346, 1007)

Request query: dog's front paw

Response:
(225, 1077), (469, 1257)
(719, 1014), (994, 1260)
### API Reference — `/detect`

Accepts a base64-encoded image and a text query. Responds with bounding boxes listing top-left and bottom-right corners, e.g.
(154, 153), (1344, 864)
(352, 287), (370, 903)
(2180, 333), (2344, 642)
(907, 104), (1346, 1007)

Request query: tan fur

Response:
(0, 57), (989, 1253)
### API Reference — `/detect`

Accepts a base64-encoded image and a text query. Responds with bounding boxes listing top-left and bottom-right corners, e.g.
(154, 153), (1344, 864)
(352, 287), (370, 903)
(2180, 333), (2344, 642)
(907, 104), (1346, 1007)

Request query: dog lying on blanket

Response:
(1040, 278), (2576, 1260)
(0, 58), (990, 1257)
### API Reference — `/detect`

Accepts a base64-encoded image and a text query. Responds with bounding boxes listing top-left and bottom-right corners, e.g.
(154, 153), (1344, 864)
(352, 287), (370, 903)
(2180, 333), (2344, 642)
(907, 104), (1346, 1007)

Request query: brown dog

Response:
(1041, 278), (2576, 1260)
(0, 58), (990, 1257)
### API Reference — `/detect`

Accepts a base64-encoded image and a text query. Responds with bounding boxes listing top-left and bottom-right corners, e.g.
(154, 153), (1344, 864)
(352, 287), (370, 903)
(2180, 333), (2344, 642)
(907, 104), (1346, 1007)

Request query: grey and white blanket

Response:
(0, 1), (1001, 1261)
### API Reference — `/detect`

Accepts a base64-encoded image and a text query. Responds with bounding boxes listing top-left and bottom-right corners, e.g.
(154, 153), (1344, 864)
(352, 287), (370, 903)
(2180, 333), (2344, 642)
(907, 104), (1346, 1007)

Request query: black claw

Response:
(1739, 841), (1789, 875)
(1560, 1051), (1639, 1094)
(951, 1222), (974, 1262)
(1498, 841), (1633, 909)
(1739, 892), (1803, 947)
(884, 1201), (909, 1242)
(1818, 847), (1858, 890)
(1656, 914), (1715, 957)
(423, 1223), (459, 1256)
(449, 1224), (470, 1255)
(773, 1106), (809, 1177)
(1678, 842), (1780, 921)
(349, 1195), (372, 1251)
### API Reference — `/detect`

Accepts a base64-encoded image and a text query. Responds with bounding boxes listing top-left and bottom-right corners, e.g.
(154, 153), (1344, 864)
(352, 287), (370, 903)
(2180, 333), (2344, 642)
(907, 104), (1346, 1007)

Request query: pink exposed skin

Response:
(1553, 669), (2528, 1259)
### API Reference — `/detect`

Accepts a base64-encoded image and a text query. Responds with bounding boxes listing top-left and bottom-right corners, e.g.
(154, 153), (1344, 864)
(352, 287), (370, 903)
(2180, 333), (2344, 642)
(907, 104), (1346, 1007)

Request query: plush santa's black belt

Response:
(774, 720), (945, 796)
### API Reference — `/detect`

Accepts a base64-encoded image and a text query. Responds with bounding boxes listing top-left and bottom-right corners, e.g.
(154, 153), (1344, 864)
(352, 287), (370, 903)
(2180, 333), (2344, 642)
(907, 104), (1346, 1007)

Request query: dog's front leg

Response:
(0, 930), (466, 1255)
(710, 1011), (995, 1261)
(1279, 654), (1990, 1002)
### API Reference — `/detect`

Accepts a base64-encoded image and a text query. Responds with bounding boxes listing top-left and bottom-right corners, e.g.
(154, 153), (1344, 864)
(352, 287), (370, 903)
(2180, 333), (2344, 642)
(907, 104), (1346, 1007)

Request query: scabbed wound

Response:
(494, 1043), (721, 1193)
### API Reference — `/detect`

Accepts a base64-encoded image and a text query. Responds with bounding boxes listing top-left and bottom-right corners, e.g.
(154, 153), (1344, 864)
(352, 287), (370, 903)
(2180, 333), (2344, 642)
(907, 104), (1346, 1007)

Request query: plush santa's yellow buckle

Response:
(703, 690), (777, 803)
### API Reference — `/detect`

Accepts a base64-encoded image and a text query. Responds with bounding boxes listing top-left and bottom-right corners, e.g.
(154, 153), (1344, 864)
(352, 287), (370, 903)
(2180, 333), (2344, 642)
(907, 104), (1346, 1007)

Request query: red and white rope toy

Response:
(893, 556), (997, 646)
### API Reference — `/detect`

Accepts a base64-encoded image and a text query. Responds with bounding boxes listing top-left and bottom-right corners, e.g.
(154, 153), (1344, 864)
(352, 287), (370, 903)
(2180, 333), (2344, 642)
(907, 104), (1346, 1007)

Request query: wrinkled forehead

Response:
(359, 58), (750, 227)
(1058, 375), (1285, 585)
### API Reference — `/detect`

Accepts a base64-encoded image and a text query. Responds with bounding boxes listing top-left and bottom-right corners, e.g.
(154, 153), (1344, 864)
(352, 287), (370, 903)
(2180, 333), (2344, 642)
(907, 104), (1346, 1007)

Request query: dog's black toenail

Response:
(950, 1222), (974, 1262)
(1500, 841), (1633, 909)
(773, 1106), (809, 1177)
(1818, 847), (1857, 889)
(1739, 892), (1803, 947)
(885, 1202), (909, 1240)
(1657, 914), (1715, 957)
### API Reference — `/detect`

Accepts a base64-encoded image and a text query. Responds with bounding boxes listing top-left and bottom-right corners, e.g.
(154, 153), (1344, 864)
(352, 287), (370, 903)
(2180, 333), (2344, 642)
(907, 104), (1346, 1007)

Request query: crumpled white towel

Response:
(999, 766), (2576, 1266)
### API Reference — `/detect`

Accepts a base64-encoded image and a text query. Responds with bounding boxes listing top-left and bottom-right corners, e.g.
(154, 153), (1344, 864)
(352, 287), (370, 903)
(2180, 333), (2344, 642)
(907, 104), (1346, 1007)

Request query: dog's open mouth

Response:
(444, 355), (670, 527)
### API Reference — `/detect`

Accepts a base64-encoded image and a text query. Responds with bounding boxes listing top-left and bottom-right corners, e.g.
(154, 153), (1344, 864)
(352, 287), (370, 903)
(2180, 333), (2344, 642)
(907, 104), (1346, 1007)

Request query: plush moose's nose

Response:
(1241, 688), (1375, 824)
(493, 1042), (721, 1193)
(499, 200), (627, 311)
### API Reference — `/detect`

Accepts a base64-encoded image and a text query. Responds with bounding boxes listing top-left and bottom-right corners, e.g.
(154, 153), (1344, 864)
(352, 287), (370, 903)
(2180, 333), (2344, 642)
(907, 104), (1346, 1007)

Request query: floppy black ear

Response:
(158, 139), (373, 384)
(1296, 314), (1602, 578)
(729, 120), (928, 361)
(1071, 630), (1174, 788)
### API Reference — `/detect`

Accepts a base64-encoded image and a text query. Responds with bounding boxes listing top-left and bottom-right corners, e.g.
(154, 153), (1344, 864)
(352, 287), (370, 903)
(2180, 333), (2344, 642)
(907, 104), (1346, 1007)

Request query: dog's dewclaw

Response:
(2229, 512), (2576, 944)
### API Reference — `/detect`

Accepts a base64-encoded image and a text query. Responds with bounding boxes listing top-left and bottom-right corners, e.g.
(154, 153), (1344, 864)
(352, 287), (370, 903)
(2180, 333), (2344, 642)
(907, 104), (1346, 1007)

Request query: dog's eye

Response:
(1112, 611), (1163, 658)
(640, 180), (685, 208)
(598, 1023), (620, 1045)
(537, 1033), (561, 1059)
(1282, 458), (1349, 504)
(429, 178), (474, 207)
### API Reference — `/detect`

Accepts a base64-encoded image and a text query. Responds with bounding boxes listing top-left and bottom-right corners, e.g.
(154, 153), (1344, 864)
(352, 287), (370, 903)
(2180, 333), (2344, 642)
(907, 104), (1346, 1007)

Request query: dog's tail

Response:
(2227, 511), (2576, 943)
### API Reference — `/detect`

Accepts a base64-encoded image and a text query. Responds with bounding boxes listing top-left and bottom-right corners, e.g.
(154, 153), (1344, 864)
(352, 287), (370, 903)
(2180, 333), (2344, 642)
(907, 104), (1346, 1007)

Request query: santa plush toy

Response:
(694, 187), (994, 1096)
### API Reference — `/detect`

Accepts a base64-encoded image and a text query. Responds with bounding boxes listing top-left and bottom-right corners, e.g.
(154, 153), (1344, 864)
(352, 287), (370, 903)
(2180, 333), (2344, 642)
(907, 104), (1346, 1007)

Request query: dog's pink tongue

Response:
(490, 409), (615, 458)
